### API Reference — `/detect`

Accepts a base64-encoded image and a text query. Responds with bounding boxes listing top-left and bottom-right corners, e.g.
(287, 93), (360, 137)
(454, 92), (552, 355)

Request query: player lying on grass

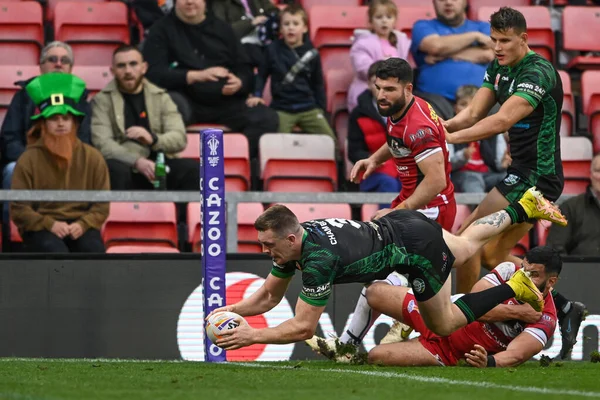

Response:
(309, 246), (559, 367)
(208, 188), (566, 351)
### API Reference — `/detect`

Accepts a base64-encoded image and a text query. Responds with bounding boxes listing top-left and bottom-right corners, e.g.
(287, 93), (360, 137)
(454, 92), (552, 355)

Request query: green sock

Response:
(504, 203), (528, 224)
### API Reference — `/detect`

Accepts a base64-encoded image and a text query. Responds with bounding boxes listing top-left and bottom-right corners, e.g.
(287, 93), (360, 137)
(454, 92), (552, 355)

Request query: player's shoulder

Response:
(521, 52), (557, 76)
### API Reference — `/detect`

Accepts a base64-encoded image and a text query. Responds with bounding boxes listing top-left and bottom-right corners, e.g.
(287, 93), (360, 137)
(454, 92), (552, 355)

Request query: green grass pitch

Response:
(0, 359), (599, 400)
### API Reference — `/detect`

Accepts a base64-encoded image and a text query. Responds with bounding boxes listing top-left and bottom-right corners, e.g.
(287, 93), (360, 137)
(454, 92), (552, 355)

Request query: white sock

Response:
(339, 272), (408, 345)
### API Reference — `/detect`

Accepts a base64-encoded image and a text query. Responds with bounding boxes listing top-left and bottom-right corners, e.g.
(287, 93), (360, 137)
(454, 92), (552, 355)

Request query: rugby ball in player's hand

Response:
(205, 311), (244, 345)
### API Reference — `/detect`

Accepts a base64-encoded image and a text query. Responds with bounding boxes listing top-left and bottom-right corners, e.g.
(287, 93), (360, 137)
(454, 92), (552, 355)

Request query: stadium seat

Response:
(325, 67), (353, 114)
(10, 220), (22, 243)
(103, 202), (178, 250)
(301, 0), (361, 10)
(45, 0), (106, 23)
(259, 133), (337, 192)
(581, 70), (600, 153)
(71, 65), (112, 99)
(54, 2), (130, 66)
(477, 6), (554, 63)
(274, 203), (352, 221)
(562, 7), (600, 70)
(309, 5), (367, 49)
(320, 47), (352, 78)
(334, 109), (349, 157)
(561, 136), (593, 194)
(467, 0), (529, 20)
(0, 65), (39, 126)
(558, 70), (574, 137)
(0, 1), (44, 65)
(361, 204), (379, 221)
(395, 6), (436, 38)
(451, 204), (472, 234)
(180, 133), (250, 192)
(106, 245), (180, 254)
(511, 234), (530, 257)
(187, 202), (263, 253)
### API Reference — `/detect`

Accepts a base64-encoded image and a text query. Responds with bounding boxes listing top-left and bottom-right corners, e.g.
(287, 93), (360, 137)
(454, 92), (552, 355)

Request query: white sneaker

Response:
(380, 320), (413, 344)
(304, 336), (355, 363)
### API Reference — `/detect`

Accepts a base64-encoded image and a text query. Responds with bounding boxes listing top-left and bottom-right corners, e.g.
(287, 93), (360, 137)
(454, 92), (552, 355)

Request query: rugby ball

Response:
(205, 311), (244, 345)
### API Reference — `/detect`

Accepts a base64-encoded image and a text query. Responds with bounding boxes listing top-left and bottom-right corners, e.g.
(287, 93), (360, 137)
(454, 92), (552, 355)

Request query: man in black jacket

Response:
(0, 41), (91, 192)
(142, 0), (278, 157)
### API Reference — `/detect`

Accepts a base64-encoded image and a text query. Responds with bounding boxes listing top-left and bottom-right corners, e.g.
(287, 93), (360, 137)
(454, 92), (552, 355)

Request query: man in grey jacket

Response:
(92, 45), (197, 191)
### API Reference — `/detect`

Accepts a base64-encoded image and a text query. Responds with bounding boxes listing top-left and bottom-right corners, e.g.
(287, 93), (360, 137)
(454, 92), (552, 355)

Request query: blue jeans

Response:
(451, 170), (505, 193)
(359, 172), (402, 209)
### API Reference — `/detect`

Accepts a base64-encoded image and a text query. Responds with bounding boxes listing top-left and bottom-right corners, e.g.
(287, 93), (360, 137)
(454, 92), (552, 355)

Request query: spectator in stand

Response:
(211, 0), (280, 70)
(347, 0), (411, 113)
(142, 0), (278, 157)
(546, 153), (600, 256)
(410, 0), (494, 106)
(448, 85), (509, 194)
(0, 41), (91, 195)
(348, 61), (401, 196)
(92, 45), (196, 191)
(11, 74), (109, 253)
(131, 0), (173, 37)
(246, 4), (335, 140)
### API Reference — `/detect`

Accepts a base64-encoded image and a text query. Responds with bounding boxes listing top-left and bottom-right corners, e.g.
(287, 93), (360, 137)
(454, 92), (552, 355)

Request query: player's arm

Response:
(227, 273), (292, 317)
(471, 273), (542, 324)
(252, 299), (325, 344)
(395, 151), (446, 210)
(447, 95), (534, 144)
(444, 87), (496, 133)
(490, 331), (544, 367)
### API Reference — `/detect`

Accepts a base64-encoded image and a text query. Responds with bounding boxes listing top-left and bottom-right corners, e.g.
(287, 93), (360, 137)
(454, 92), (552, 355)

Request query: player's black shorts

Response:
(383, 210), (456, 302)
(495, 167), (563, 203)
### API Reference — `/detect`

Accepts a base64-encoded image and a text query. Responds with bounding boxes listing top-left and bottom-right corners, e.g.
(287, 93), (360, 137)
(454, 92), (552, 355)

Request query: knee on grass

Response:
(365, 282), (389, 312)
(367, 346), (391, 366)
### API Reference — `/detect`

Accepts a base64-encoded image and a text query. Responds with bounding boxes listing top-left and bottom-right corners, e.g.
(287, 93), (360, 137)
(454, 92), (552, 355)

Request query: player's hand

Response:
(216, 318), (254, 350)
(204, 305), (236, 321)
(465, 344), (488, 368)
(350, 158), (379, 183)
(134, 158), (155, 182)
(222, 73), (242, 96)
(372, 207), (394, 220)
(246, 96), (265, 108)
(68, 223), (84, 240)
(445, 130), (460, 144)
(501, 150), (512, 169)
(50, 221), (70, 239)
(515, 304), (543, 324)
(126, 126), (154, 145)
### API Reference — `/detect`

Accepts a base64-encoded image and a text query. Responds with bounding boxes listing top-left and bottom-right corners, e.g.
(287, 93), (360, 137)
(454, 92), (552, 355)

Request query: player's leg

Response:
(368, 339), (440, 366)
(480, 222), (533, 268)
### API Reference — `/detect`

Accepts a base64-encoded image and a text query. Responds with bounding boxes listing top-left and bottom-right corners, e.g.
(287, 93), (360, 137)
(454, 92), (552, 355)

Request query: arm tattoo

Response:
(473, 211), (507, 227)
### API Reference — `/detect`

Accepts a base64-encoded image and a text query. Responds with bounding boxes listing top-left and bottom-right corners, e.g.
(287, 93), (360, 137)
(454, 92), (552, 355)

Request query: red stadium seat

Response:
(301, 0), (361, 11)
(309, 5), (367, 49)
(396, 6), (435, 38)
(179, 133), (250, 192)
(320, 47), (352, 78)
(558, 70), (574, 137)
(451, 204), (472, 234)
(106, 245), (180, 253)
(478, 6), (554, 63)
(562, 7), (600, 70)
(274, 203), (352, 221)
(334, 109), (349, 157)
(45, 0), (105, 23)
(361, 204), (379, 221)
(0, 1), (44, 65)
(581, 71), (600, 153)
(467, 0), (529, 20)
(259, 133), (337, 192)
(325, 67), (353, 114)
(561, 136), (593, 195)
(10, 220), (22, 243)
(103, 202), (178, 250)
(54, 2), (130, 66)
(511, 234), (530, 257)
(0, 65), (39, 121)
(71, 65), (112, 99)
(187, 202), (263, 253)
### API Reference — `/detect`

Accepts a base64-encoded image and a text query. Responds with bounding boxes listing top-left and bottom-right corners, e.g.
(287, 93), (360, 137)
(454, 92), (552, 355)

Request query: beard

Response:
(118, 74), (144, 93)
(42, 129), (77, 170)
(377, 94), (407, 117)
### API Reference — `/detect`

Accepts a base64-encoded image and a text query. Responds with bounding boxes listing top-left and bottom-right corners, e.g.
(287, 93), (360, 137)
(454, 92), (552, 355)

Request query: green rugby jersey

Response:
(270, 212), (430, 307)
(482, 51), (563, 187)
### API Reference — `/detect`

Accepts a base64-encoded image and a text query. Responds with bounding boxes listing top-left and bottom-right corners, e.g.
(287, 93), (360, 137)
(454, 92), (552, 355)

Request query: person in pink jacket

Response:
(347, 0), (411, 112)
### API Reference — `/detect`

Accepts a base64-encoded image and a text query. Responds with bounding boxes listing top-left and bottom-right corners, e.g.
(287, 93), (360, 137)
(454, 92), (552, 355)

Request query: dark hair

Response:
(490, 7), (527, 34)
(375, 58), (413, 84)
(281, 3), (308, 26)
(525, 246), (562, 276)
(254, 204), (302, 238)
(112, 44), (143, 59)
(368, 60), (385, 79)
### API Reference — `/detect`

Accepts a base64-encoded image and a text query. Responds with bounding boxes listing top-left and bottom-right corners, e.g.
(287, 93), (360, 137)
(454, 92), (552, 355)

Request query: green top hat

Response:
(26, 73), (86, 121)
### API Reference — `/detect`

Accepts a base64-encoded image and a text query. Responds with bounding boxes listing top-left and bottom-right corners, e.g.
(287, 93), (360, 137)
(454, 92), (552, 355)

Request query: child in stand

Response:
(246, 4), (335, 140)
(347, 0), (412, 112)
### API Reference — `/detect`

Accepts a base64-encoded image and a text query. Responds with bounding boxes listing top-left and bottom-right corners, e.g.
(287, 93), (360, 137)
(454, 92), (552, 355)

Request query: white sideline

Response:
(230, 362), (600, 398)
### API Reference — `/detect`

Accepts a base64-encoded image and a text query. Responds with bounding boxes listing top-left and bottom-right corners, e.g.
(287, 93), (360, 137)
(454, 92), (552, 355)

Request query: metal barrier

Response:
(0, 190), (574, 252)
